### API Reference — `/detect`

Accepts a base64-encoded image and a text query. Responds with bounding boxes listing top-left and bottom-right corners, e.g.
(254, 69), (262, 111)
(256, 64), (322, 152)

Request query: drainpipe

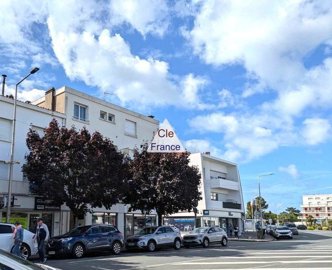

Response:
(1, 74), (7, 96)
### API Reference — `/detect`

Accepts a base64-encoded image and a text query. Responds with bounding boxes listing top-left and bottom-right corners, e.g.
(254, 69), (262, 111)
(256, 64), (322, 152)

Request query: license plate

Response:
(127, 243), (135, 246)
(48, 251), (56, 255)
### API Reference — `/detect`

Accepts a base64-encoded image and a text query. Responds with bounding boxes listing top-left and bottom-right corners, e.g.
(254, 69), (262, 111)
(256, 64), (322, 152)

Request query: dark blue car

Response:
(47, 224), (124, 258)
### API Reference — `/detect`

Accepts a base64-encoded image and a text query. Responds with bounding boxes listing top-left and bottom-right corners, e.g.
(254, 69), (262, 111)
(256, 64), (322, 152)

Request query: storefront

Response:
(92, 212), (117, 226)
(125, 213), (157, 238)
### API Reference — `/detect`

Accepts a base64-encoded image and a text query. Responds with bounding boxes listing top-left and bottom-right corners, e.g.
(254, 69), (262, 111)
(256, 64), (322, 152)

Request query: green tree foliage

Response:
(23, 119), (127, 221)
(124, 145), (202, 225)
(245, 196), (268, 219)
(263, 211), (278, 224)
(279, 207), (301, 223)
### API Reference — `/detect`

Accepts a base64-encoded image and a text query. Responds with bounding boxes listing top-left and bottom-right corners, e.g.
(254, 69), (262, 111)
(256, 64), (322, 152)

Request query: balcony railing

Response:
(223, 202), (242, 210)
(210, 178), (239, 191)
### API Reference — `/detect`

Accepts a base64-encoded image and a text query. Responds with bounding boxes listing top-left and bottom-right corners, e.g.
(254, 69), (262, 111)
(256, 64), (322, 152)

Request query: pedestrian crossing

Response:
(171, 246), (332, 269)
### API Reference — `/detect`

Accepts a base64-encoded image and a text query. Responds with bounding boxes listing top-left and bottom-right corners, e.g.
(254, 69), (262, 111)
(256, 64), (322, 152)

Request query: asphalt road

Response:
(42, 230), (332, 270)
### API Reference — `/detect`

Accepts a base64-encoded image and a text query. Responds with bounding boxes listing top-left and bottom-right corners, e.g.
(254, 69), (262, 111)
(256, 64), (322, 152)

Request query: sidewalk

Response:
(229, 231), (274, 242)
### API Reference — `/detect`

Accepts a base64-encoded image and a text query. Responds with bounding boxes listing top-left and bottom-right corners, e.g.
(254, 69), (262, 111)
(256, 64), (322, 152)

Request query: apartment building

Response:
(33, 86), (159, 236)
(165, 153), (245, 235)
(0, 95), (68, 236)
(301, 194), (332, 222)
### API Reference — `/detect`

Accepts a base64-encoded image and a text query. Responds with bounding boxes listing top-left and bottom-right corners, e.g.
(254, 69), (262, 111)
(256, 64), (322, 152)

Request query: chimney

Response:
(44, 87), (56, 111)
(1, 74), (7, 96)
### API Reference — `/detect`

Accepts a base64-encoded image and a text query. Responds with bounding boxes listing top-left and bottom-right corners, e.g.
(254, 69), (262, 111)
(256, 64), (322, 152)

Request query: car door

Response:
(164, 226), (176, 245)
(100, 226), (116, 248)
(207, 227), (218, 243)
(214, 227), (223, 242)
(85, 226), (103, 251)
(0, 224), (14, 252)
(155, 227), (167, 245)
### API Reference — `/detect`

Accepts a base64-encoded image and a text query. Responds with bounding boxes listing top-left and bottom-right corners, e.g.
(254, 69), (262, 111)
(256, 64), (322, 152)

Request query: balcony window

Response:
(74, 103), (87, 121)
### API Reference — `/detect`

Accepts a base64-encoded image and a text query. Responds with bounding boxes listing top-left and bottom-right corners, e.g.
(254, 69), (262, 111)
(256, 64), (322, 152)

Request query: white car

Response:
(0, 223), (38, 260)
(183, 226), (228, 248)
(272, 226), (293, 239)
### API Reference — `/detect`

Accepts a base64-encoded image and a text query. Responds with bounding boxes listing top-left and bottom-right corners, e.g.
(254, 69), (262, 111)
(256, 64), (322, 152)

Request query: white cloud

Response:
(302, 118), (331, 145)
(279, 164), (299, 179)
(109, 0), (169, 36)
(184, 139), (222, 157)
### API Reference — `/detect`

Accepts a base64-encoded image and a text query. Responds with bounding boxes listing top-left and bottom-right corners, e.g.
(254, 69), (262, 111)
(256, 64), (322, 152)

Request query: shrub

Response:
(307, 226), (315, 230)
(316, 225), (322, 230)
(322, 227), (328, 231)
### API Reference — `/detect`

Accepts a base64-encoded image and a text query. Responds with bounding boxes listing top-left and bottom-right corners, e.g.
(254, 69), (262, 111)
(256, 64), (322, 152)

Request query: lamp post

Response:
(257, 172), (274, 234)
(6, 67), (39, 223)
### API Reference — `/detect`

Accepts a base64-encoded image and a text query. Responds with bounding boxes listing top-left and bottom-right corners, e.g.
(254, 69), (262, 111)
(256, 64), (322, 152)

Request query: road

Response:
(43, 231), (332, 270)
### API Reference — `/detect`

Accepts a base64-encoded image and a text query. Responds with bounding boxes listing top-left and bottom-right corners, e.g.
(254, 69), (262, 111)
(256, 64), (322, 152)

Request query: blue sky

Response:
(1, 0), (332, 213)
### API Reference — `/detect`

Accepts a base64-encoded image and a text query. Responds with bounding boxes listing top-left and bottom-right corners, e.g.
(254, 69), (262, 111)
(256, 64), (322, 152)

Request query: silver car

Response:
(126, 226), (182, 252)
(272, 226), (293, 239)
(183, 227), (228, 248)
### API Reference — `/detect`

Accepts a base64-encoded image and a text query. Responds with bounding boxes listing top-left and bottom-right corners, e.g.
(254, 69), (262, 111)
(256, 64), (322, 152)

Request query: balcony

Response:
(223, 202), (242, 210)
(210, 178), (239, 191)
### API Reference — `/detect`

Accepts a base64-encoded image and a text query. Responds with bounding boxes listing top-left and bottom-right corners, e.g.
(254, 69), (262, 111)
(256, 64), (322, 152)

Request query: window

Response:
(211, 192), (218, 201)
(165, 227), (174, 233)
(108, 113), (115, 123)
(0, 225), (13, 234)
(89, 226), (100, 234)
(100, 226), (116, 233)
(74, 103), (87, 121)
(125, 119), (137, 137)
(0, 118), (11, 141)
(100, 110), (107, 120)
(156, 227), (166, 234)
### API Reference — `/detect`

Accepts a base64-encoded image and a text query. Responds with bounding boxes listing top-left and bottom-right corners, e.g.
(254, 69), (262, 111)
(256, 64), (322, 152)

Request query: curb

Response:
(229, 238), (274, 242)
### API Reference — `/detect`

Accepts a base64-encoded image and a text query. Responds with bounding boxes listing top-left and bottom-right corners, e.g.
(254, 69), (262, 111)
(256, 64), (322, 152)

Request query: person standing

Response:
(35, 218), (49, 263)
(12, 221), (24, 257)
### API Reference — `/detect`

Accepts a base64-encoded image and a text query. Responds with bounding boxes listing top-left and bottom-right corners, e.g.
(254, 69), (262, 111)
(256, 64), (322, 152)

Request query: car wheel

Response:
(20, 243), (31, 260)
(111, 241), (122, 255)
(72, 243), (85, 258)
(202, 238), (209, 248)
(147, 240), (156, 252)
(174, 238), (181, 250)
(221, 237), (228, 247)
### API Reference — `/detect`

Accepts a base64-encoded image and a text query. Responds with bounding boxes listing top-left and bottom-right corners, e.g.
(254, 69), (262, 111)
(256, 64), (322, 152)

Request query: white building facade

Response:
(33, 86), (159, 237)
(301, 194), (332, 223)
(0, 95), (69, 236)
(164, 153), (245, 235)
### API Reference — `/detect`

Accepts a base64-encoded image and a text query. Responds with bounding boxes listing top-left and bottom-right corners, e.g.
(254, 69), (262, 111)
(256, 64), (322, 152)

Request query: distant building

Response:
(301, 194), (332, 223)
(165, 153), (245, 235)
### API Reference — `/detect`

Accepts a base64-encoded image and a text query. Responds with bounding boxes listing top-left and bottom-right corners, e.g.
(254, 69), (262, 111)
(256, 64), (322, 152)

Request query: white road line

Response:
(206, 255), (332, 259)
(177, 260), (332, 265)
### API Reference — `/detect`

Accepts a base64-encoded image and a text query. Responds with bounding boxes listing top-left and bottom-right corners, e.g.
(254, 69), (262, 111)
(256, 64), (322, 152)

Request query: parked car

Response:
(182, 226), (228, 248)
(297, 224), (307, 230)
(0, 249), (54, 270)
(47, 224), (124, 258)
(266, 225), (276, 235)
(272, 226), (293, 239)
(0, 222), (38, 260)
(285, 223), (299, 235)
(126, 226), (182, 252)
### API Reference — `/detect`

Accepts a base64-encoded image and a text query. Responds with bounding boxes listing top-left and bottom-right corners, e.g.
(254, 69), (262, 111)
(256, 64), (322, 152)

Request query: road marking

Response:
(177, 260), (332, 265)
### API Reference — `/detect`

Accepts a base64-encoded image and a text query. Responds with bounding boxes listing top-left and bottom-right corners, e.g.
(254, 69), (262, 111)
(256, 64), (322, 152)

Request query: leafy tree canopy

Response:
(23, 119), (127, 220)
(123, 145), (202, 225)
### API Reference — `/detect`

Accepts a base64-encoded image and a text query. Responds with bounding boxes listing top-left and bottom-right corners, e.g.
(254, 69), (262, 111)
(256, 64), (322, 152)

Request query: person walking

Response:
(12, 221), (24, 257)
(35, 218), (49, 263)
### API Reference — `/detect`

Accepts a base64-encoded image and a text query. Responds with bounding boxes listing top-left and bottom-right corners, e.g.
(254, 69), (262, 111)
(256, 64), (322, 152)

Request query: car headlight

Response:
(61, 237), (73, 242)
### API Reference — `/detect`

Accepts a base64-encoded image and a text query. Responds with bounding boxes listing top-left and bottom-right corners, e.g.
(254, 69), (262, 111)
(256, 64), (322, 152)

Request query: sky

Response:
(1, 0), (332, 214)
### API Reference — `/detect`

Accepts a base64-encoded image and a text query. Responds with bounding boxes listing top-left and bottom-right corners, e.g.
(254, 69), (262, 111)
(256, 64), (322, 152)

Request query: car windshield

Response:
(137, 227), (157, 235)
(287, 224), (296, 227)
(193, 228), (208, 233)
(277, 226), (289, 230)
(68, 226), (91, 236)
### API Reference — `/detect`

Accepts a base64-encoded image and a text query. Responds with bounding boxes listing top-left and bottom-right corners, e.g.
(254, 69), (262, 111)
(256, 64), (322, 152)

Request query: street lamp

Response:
(257, 172), (274, 232)
(6, 67), (39, 223)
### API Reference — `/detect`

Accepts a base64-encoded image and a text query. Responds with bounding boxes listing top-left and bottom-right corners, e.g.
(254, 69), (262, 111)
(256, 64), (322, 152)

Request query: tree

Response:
(263, 211), (278, 224)
(23, 119), (127, 223)
(124, 145), (202, 225)
(306, 215), (315, 226)
(245, 196), (268, 219)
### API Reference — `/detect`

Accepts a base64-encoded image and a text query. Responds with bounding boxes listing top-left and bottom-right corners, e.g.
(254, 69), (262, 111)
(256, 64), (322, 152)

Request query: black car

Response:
(297, 224), (307, 230)
(285, 223), (299, 235)
(47, 224), (124, 258)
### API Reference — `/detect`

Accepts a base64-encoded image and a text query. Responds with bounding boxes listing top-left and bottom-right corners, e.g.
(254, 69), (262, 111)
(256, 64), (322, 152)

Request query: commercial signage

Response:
(148, 119), (186, 153)
(203, 210), (209, 215)
(34, 197), (61, 211)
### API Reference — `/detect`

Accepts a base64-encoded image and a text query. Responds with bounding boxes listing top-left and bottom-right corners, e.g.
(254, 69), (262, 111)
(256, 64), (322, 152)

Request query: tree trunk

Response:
(157, 211), (163, 226)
